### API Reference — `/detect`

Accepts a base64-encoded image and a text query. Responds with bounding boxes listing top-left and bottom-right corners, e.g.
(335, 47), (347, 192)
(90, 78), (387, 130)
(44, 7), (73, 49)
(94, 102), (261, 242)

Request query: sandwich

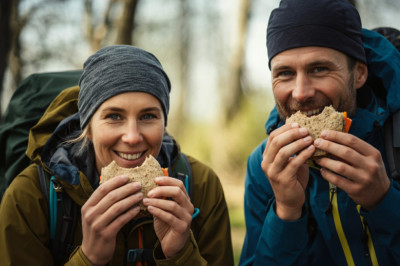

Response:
(285, 105), (352, 158)
(100, 155), (165, 216)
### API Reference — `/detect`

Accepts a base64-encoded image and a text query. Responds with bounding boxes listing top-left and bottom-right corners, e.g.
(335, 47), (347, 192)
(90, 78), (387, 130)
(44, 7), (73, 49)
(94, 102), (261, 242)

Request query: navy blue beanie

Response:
(267, 0), (366, 68)
(78, 45), (171, 129)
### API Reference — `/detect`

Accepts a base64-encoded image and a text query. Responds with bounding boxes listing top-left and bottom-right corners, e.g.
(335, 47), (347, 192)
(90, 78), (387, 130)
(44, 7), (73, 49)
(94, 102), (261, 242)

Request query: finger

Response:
(147, 205), (191, 233)
(97, 192), (143, 227)
(314, 136), (361, 166)
(320, 130), (375, 156)
(93, 205), (141, 239)
(144, 197), (193, 221)
(315, 156), (355, 181)
(83, 181), (142, 225)
(86, 175), (131, 206)
(264, 135), (314, 177)
(264, 125), (310, 162)
(94, 182), (142, 214)
(147, 185), (190, 207)
(155, 176), (187, 194)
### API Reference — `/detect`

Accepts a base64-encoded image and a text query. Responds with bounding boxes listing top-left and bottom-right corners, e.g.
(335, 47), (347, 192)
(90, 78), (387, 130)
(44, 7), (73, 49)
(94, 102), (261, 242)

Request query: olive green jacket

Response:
(0, 86), (234, 266)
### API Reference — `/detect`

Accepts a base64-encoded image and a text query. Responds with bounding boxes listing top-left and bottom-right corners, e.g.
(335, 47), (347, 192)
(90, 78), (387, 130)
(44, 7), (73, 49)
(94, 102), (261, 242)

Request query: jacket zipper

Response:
(357, 205), (379, 266)
(327, 183), (356, 266)
(328, 183), (379, 266)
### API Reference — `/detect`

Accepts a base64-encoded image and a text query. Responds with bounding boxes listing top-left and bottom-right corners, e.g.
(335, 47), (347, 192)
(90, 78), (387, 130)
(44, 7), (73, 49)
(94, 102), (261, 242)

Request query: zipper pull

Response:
(325, 183), (336, 215)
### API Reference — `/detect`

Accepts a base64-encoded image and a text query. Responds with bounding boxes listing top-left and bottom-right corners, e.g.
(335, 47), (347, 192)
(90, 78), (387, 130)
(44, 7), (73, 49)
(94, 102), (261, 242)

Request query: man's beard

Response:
(275, 72), (358, 121)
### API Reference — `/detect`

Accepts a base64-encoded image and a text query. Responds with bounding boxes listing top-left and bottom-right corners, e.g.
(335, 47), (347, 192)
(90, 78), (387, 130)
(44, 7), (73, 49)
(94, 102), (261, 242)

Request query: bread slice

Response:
(100, 155), (163, 215)
(285, 105), (344, 158)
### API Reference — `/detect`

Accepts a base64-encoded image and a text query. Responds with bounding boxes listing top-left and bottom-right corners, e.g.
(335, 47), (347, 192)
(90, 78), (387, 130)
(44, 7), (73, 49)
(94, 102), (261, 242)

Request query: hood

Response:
(265, 28), (400, 138)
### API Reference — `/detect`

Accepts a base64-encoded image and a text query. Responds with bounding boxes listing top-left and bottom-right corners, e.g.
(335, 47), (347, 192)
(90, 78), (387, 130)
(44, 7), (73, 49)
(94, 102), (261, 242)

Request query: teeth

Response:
(118, 152), (142, 160)
(302, 108), (321, 116)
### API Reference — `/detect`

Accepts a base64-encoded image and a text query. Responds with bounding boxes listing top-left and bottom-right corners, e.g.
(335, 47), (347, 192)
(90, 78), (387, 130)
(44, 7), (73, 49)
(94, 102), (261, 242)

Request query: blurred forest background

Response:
(1, 0), (400, 263)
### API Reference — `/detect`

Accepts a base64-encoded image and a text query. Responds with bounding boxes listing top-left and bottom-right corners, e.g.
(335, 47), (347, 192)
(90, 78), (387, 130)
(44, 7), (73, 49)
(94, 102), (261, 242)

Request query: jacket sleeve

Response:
(0, 164), (54, 265)
(160, 155), (234, 266)
(239, 141), (309, 266)
(154, 231), (207, 265)
(361, 180), (400, 263)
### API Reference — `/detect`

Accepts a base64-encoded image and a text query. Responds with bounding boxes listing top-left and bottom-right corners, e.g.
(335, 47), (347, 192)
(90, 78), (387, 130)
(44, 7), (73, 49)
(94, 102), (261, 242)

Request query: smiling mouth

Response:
(117, 152), (142, 160)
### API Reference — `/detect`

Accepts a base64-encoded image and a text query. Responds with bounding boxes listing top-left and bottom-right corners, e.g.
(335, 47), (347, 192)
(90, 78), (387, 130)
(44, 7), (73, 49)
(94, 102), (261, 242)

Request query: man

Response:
(240, 0), (400, 265)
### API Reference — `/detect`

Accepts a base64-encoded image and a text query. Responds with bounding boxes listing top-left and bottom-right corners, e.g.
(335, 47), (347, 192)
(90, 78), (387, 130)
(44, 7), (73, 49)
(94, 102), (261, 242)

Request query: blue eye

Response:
(141, 113), (157, 120)
(107, 113), (121, 120)
(313, 66), (327, 73)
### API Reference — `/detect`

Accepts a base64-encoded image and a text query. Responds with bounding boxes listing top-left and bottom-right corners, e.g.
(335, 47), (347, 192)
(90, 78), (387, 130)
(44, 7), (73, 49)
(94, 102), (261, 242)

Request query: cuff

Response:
(65, 246), (94, 266)
(154, 231), (202, 265)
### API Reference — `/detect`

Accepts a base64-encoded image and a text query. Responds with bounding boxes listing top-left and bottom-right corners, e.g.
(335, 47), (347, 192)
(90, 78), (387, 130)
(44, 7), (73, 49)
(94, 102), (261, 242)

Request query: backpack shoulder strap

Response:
(384, 109), (400, 182)
(169, 153), (193, 199)
(168, 153), (200, 219)
(37, 165), (78, 265)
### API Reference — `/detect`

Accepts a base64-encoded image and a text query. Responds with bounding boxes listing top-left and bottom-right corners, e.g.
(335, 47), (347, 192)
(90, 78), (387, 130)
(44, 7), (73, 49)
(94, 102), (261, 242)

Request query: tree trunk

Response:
(223, 0), (251, 123)
(8, 0), (24, 94)
(115, 0), (139, 45)
(0, 0), (12, 116)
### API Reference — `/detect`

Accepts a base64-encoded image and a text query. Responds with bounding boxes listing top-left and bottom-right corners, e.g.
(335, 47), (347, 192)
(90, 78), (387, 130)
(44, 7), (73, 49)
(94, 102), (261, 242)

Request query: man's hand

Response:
(314, 130), (391, 210)
(261, 123), (315, 221)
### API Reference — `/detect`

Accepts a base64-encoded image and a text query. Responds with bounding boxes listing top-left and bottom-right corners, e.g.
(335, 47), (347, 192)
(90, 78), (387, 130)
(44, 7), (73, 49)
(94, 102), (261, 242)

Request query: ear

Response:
(354, 62), (368, 89)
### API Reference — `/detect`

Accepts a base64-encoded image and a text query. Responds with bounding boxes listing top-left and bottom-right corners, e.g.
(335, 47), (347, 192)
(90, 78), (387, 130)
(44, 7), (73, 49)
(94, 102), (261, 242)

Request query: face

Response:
(87, 92), (165, 173)
(270, 46), (368, 119)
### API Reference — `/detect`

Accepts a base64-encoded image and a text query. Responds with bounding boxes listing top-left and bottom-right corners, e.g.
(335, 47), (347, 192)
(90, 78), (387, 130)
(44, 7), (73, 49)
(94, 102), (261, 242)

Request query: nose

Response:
(121, 121), (143, 145)
(292, 73), (315, 102)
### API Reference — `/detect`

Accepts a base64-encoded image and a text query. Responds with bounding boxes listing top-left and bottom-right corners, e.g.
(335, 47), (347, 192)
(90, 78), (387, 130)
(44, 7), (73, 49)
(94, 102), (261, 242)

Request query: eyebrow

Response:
(100, 106), (162, 114)
(272, 59), (337, 72)
(307, 59), (336, 67)
(100, 107), (124, 114)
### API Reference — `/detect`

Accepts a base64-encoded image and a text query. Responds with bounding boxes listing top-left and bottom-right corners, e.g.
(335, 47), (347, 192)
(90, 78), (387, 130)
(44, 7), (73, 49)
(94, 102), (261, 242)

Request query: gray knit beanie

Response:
(267, 0), (366, 68)
(78, 45), (171, 129)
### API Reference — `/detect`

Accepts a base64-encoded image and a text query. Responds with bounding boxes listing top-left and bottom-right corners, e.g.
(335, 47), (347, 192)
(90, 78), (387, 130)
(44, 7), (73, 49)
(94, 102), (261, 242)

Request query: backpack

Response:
(0, 70), (197, 265)
(371, 27), (400, 182)
(0, 70), (83, 199)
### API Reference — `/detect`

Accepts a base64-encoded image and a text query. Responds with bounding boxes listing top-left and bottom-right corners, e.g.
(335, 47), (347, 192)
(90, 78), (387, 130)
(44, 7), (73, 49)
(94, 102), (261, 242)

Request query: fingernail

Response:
(291, 123), (299, 128)
(321, 131), (327, 138)
(303, 136), (312, 143)
(131, 182), (141, 189)
(314, 139), (321, 147)
(142, 198), (149, 204)
(299, 127), (307, 134)
(120, 175), (129, 181)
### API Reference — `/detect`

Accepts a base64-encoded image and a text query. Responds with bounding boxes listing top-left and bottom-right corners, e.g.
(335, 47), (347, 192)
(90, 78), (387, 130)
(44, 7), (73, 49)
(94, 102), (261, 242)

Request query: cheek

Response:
(91, 127), (118, 156)
(147, 124), (165, 152)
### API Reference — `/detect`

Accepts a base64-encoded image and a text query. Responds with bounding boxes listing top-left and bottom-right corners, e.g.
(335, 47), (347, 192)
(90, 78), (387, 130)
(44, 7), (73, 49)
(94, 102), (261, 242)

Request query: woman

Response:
(0, 45), (234, 265)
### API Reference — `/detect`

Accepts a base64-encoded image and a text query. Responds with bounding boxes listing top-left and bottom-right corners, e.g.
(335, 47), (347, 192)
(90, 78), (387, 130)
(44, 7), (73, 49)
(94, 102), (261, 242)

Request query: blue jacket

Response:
(240, 29), (400, 265)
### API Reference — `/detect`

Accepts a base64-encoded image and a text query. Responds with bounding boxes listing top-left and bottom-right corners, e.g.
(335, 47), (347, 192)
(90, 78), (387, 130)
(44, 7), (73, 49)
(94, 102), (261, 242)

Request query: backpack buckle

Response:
(127, 249), (144, 262)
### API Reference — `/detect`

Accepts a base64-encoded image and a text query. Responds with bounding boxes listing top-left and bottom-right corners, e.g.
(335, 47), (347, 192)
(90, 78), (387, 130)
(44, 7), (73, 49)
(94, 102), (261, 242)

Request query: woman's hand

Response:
(81, 175), (143, 265)
(142, 176), (194, 258)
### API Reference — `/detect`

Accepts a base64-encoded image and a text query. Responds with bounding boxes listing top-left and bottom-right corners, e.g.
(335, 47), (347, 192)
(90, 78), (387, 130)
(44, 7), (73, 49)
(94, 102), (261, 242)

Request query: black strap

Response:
(37, 165), (78, 265)
(384, 110), (400, 181)
(37, 165), (49, 202)
(169, 153), (193, 199)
